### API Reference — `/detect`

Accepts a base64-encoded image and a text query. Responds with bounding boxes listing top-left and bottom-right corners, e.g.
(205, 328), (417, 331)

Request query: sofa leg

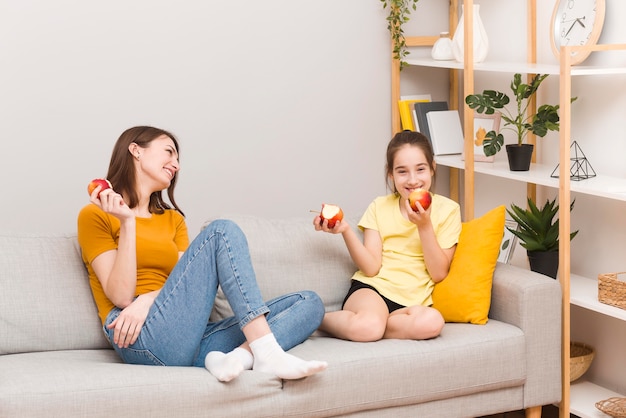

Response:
(525, 405), (541, 418)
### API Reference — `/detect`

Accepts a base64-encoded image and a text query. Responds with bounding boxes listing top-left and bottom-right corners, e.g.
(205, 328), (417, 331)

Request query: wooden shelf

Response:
(570, 275), (626, 322)
(435, 154), (626, 203)
(404, 57), (626, 76)
(570, 380), (625, 418)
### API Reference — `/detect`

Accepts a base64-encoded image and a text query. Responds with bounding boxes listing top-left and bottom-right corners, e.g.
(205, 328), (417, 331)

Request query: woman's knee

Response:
(201, 219), (249, 249)
(204, 219), (241, 235)
(302, 290), (325, 324)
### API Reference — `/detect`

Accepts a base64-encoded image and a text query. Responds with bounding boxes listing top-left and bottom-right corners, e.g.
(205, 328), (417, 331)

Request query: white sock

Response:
(205, 347), (253, 382)
(249, 333), (327, 380)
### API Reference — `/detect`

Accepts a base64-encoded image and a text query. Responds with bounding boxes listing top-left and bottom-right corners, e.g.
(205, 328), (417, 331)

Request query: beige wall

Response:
(1, 0), (408, 236)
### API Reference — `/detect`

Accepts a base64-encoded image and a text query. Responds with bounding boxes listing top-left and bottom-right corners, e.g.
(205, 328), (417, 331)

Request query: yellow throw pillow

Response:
(432, 205), (505, 324)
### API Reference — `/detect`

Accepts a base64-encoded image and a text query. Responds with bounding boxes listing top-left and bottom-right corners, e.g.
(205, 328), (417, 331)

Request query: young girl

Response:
(78, 126), (327, 382)
(313, 130), (461, 342)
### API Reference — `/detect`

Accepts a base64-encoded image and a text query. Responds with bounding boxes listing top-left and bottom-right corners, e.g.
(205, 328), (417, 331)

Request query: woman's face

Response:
(136, 135), (180, 191)
(389, 144), (434, 201)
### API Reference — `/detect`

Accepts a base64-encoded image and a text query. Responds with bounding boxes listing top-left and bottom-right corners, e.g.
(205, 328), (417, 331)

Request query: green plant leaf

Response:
(464, 73), (573, 152)
(482, 131), (504, 156)
(465, 90), (509, 114)
(531, 104), (561, 137)
(516, 74), (548, 100)
(381, 0), (421, 70)
(506, 197), (578, 252)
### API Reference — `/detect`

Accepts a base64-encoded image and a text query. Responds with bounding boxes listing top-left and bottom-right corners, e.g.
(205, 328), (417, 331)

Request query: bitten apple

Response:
(320, 204), (344, 228)
(87, 178), (112, 197)
(408, 188), (432, 212)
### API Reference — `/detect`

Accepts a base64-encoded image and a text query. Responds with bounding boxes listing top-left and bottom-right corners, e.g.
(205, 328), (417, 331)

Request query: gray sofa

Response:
(0, 214), (561, 418)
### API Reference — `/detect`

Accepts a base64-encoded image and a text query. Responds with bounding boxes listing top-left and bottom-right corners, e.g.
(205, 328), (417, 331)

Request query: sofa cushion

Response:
(205, 215), (360, 320)
(0, 320), (526, 418)
(0, 349), (284, 418)
(284, 319), (525, 416)
(0, 234), (109, 355)
(432, 205), (505, 324)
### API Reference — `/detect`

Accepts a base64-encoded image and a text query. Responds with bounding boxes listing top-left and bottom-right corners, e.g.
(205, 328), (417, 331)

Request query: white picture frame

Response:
(498, 219), (518, 264)
(472, 112), (502, 162)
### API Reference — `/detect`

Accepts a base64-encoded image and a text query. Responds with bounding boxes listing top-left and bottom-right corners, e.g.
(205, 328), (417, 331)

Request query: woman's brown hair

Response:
(385, 130), (436, 194)
(106, 126), (184, 216)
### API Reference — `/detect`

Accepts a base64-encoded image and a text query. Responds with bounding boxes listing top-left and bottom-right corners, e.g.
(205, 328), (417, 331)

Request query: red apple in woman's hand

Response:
(320, 204), (344, 228)
(409, 189), (432, 211)
(87, 178), (112, 197)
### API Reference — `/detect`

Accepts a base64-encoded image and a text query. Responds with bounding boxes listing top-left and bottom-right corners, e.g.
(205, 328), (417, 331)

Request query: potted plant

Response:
(380, 0), (421, 70)
(465, 73), (575, 171)
(506, 197), (578, 279)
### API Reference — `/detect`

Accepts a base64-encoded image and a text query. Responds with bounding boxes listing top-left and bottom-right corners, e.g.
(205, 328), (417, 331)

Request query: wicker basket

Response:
(598, 272), (626, 310)
(570, 341), (594, 382)
(596, 397), (626, 418)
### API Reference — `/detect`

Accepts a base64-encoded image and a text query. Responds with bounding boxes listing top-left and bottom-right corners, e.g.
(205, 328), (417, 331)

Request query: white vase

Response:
(431, 32), (454, 60)
(451, 4), (489, 63)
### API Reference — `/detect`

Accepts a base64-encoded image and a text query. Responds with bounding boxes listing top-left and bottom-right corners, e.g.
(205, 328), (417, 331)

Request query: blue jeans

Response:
(104, 219), (325, 367)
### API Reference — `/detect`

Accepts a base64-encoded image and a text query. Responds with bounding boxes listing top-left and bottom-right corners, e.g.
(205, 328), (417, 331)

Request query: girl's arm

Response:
(341, 226), (382, 277)
(314, 215), (382, 277)
(417, 222), (456, 283)
(405, 199), (456, 283)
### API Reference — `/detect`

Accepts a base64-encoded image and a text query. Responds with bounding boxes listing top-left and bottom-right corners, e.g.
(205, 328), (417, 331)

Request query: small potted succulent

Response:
(465, 73), (574, 171)
(380, 0), (421, 70)
(506, 197), (578, 279)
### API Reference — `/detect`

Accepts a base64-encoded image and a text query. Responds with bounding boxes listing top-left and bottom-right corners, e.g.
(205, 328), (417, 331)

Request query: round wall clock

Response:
(550, 0), (606, 65)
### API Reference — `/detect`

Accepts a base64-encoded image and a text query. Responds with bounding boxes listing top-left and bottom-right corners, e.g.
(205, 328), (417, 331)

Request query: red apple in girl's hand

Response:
(87, 178), (112, 197)
(409, 189), (432, 211)
(320, 204), (344, 228)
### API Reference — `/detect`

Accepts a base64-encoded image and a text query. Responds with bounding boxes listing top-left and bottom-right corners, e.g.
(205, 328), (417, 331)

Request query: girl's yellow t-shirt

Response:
(352, 193), (461, 308)
(77, 204), (189, 325)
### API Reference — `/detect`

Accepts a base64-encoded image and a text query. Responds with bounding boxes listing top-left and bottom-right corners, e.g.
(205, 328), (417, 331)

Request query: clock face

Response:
(551, 0), (606, 65)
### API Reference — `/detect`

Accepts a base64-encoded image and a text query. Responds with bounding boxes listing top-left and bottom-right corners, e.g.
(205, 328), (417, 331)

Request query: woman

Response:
(78, 126), (327, 382)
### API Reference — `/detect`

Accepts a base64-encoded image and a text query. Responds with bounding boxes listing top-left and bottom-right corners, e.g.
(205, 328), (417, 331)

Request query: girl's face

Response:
(389, 144), (434, 201)
(136, 135), (180, 191)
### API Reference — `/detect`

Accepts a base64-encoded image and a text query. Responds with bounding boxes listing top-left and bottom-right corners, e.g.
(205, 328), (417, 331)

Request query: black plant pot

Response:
(506, 144), (534, 171)
(527, 250), (559, 279)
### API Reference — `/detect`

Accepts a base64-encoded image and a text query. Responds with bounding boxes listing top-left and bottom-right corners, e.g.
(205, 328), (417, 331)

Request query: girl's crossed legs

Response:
(319, 280), (444, 342)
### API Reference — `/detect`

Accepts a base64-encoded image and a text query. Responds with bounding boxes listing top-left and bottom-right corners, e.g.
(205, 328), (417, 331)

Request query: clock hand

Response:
(564, 17), (586, 38)
(564, 20), (577, 37)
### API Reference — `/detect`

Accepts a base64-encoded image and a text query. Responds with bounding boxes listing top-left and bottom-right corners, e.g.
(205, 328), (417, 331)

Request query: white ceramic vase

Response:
(451, 4), (489, 63)
(431, 32), (454, 60)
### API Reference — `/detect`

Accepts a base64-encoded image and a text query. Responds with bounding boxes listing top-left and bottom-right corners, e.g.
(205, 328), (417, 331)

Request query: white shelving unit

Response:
(435, 154), (626, 203)
(429, 52), (626, 416)
(405, 57), (626, 76)
(571, 274), (626, 322)
(391, 2), (626, 416)
(433, 153), (626, 417)
(571, 380), (624, 418)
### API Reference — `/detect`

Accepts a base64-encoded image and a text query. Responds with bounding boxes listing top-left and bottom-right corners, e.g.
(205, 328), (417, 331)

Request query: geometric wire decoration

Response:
(550, 140), (597, 181)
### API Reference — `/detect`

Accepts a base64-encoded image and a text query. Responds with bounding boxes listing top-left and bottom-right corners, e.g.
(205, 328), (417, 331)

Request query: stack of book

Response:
(399, 96), (463, 156)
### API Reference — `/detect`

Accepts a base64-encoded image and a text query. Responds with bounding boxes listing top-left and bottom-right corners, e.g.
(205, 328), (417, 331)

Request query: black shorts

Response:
(342, 280), (405, 313)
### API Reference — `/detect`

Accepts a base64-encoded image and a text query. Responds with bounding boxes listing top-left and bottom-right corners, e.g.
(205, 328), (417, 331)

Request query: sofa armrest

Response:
(489, 263), (562, 408)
